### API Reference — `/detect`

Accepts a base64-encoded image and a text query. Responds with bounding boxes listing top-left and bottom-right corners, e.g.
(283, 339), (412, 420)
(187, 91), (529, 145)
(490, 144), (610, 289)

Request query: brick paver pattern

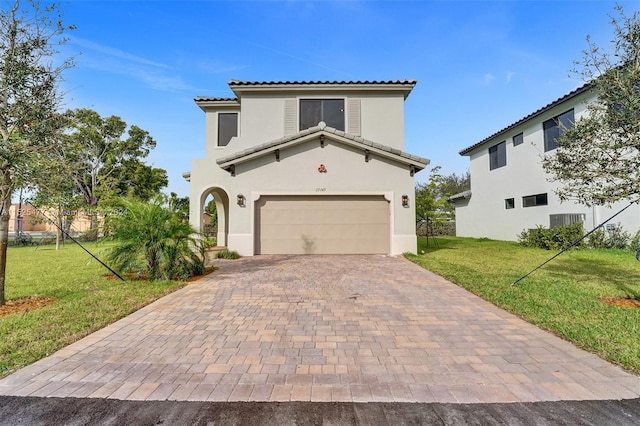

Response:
(1, 255), (639, 403)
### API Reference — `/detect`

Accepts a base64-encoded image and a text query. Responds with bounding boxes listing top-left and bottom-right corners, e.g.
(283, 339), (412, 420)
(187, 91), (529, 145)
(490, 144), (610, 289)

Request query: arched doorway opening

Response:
(200, 187), (229, 247)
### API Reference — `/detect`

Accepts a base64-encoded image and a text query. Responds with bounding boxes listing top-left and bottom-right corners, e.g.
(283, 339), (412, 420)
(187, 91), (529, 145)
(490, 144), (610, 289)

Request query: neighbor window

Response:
(218, 113), (238, 147)
(489, 141), (506, 170)
(300, 99), (345, 131)
(543, 109), (574, 152)
(505, 198), (515, 209)
(513, 132), (523, 146)
(522, 193), (548, 207)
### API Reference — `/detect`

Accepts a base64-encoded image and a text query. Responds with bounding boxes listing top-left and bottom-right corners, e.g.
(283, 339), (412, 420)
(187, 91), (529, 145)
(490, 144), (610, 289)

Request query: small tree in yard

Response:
(106, 197), (205, 281)
(543, 6), (640, 207)
(0, 0), (74, 305)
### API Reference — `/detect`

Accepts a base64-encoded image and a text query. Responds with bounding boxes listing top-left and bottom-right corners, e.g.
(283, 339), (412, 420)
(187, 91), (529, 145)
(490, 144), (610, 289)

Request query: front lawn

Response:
(0, 243), (185, 378)
(406, 236), (640, 374)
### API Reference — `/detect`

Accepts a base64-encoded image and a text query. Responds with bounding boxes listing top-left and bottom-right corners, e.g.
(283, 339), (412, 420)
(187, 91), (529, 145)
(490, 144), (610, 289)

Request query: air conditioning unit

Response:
(550, 213), (586, 228)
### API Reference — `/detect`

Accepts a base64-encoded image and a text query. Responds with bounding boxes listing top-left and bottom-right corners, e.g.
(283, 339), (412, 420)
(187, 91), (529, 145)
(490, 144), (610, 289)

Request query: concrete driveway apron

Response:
(1, 255), (639, 403)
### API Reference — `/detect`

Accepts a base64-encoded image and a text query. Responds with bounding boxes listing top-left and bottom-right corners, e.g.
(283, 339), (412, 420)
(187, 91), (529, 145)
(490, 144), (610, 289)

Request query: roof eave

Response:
(194, 98), (239, 112)
(228, 80), (417, 99)
(458, 83), (594, 156)
(216, 129), (429, 171)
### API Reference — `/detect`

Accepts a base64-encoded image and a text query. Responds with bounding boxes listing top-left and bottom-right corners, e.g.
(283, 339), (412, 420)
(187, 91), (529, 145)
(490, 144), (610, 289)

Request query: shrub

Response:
(106, 197), (205, 280)
(603, 225), (631, 249)
(214, 249), (240, 260)
(631, 229), (640, 250)
(587, 228), (606, 249)
(518, 222), (584, 250)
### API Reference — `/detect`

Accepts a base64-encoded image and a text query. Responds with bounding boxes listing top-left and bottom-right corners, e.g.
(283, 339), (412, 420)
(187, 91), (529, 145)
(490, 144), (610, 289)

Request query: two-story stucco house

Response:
(184, 80), (429, 256)
(452, 84), (640, 240)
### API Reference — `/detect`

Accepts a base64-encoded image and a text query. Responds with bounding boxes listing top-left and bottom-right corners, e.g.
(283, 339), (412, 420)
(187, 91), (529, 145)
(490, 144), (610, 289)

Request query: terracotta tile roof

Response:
(459, 83), (593, 156)
(216, 122), (429, 170)
(193, 97), (238, 102)
(228, 80), (417, 86)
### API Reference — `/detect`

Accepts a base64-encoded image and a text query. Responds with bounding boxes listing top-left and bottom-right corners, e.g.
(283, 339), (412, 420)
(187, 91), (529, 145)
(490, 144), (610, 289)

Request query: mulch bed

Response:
(0, 297), (55, 317)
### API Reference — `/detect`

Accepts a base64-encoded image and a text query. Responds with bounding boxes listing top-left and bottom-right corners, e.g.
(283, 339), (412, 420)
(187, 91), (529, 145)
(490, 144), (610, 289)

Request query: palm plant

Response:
(106, 197), (204, 280)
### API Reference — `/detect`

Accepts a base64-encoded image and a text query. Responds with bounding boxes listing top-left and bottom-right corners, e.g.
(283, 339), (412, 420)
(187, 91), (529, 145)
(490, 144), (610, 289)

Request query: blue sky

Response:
(54, 0), (635, 197)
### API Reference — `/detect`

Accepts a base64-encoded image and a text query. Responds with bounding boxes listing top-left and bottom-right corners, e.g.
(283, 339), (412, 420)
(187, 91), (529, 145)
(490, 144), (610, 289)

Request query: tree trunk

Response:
(0, 183), (11, 306)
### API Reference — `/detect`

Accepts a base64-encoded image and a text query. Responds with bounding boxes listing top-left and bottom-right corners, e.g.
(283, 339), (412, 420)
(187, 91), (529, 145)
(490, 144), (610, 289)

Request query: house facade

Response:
(453, 84), (640, 241)
(185, 80), (429, 256)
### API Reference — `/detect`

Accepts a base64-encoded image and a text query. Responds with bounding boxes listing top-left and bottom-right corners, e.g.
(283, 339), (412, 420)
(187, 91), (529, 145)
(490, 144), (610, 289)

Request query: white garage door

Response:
(255, 195), (390, 254)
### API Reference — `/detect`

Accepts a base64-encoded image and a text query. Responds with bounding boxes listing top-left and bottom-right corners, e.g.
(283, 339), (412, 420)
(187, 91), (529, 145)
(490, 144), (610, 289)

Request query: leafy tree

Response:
(53, 108), (167, 237)
(415, 167), (470, 224)
(204, 198), (218, 227)
(415, 166), (450, 226)
(0, 0), (74, 305)
(543, 6), (640, 206)
(168, 192), (189, 221)
(106, 197), (205, 281)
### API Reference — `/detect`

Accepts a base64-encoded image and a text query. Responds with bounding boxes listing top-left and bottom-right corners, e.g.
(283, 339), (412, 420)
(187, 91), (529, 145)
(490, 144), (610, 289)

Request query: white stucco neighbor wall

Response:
(455, 90), (640, 241)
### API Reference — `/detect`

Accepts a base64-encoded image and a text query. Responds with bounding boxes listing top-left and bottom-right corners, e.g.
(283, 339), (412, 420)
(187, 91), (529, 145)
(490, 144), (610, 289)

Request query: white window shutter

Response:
(284, 99), (297, 135)
(347, 98), (361, 136)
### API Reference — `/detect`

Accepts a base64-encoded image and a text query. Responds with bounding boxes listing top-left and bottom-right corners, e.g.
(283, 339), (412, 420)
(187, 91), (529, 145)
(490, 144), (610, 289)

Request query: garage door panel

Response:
(255, 195), (390, 254)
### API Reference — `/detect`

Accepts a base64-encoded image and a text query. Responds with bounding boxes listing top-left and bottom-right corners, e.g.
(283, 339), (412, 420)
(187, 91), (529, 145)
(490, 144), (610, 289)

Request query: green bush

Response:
(631, 229), (640, 250)
(603, 225), (631, 249)
(587, 228), (606, 248)
(214, 249), (240, 260)
(106, 197), (205, 280)
(518, 222), (584, 250)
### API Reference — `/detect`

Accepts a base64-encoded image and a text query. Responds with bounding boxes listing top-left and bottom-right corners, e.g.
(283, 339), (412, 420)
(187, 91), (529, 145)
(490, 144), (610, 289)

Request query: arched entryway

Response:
(199, 187), (229, 247)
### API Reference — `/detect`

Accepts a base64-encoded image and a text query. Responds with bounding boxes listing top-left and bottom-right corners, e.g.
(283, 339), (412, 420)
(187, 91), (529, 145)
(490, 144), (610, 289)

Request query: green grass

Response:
(406, 236), (640, 374)
(0, 242), (185, 378)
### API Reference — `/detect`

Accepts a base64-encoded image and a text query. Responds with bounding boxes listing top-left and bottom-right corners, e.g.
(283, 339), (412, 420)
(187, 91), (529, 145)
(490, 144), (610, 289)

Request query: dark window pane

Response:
(543, 118), (560, 151)
(523, 193), (548, 207)
(513, 133), (523, 146)
(505, 198), (515, 209)
(322, 99), (345, 130)
(557, 109), (574, 132)
(489, 141), (506, 170)
(218, 113), (238, 147)
(536, 193), (548, 205)
(300, 100), (322, 130)
(544, 109), (574, 152)
(299, 99), (345, 131)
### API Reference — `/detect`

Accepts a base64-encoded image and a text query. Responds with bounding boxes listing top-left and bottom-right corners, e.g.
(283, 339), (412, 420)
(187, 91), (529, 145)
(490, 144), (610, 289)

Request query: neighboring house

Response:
(184, 80), (429, 256)
(452, 84), (640, 241)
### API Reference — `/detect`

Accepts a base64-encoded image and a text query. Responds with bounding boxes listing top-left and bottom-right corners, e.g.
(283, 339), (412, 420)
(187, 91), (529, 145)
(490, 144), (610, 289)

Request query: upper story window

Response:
(543, 109), (574, 152)
(505, 198), (515, 209)
(489, 141), (506, 170)
(523, 193), (548, 207)
(300, 99), (345, 131)
(513, 132), (523, 146)
(218, 113), (238, 147)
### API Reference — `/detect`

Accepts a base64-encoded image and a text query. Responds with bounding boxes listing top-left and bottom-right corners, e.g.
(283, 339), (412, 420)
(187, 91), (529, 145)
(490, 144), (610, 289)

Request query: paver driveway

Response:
(1, 255), (639, 403)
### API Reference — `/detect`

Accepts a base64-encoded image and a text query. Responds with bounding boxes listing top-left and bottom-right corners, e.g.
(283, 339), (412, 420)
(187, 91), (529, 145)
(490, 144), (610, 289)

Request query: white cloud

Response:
(71, 37), (170, 69)
(483, 73), (496, 85)
(506, 71), (516, 83)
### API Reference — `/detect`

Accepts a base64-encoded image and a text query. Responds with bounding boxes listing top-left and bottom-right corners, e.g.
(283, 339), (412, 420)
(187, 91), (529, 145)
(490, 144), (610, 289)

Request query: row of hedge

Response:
(518, 222), (640, 251)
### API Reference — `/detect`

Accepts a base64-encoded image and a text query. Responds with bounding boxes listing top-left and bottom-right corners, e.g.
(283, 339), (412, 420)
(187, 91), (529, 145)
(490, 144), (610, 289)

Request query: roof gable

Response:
(216, 122), (429, 172)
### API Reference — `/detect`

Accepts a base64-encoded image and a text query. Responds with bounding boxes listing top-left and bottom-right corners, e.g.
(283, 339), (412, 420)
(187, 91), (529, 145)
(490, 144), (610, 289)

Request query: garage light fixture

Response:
(237, 194), (245, 207)
(402, 195), (409, 208)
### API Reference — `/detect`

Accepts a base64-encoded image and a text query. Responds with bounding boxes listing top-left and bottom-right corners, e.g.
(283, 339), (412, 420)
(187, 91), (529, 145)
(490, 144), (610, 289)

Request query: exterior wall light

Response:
(402, 195), (409, 208)
(237, 194), (245, 207)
